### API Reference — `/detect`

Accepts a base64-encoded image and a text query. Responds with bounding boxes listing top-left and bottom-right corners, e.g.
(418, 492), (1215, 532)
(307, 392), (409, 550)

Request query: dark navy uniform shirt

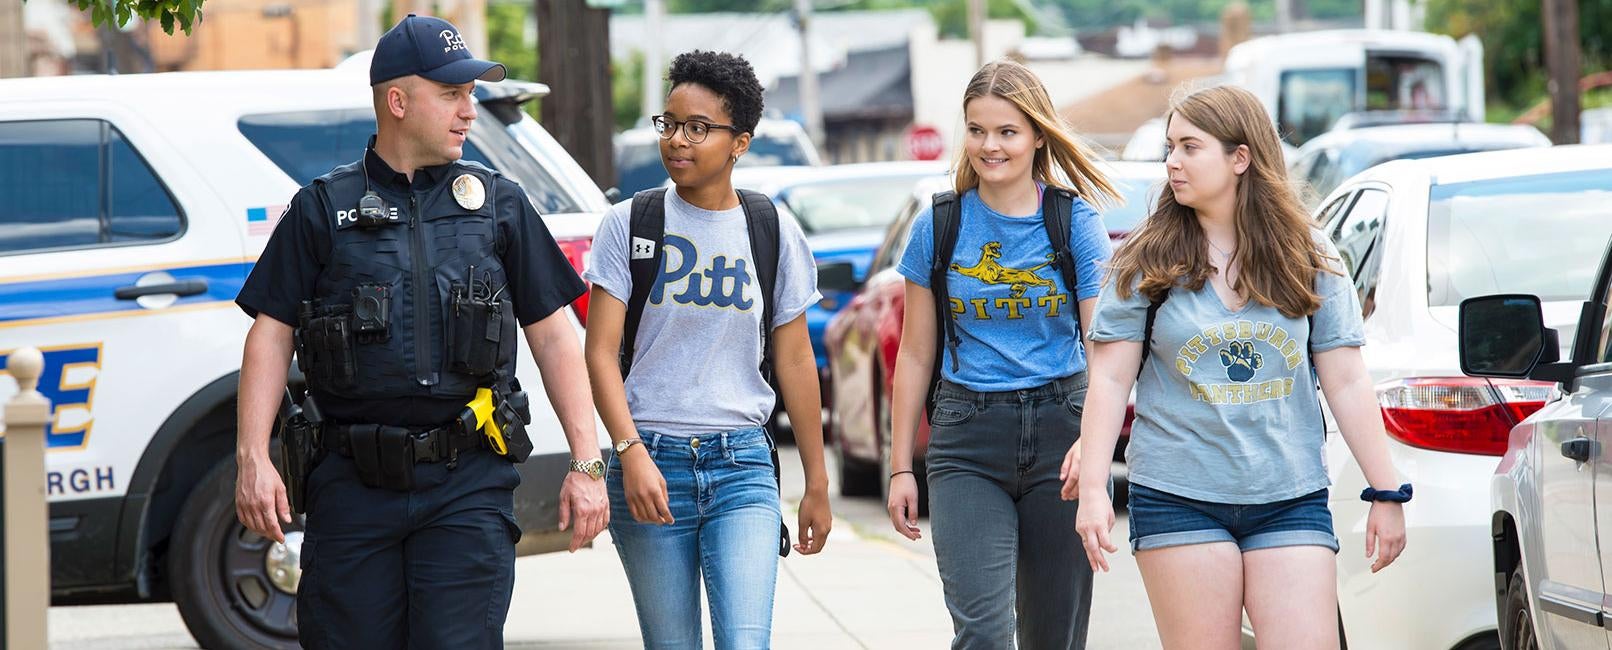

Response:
(237, 146), (586, 426)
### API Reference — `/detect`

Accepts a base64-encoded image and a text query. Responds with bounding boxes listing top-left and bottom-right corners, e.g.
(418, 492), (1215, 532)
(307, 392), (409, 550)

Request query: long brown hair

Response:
(1110, 85), (1333, 318)
(954, 60), (1121, 208)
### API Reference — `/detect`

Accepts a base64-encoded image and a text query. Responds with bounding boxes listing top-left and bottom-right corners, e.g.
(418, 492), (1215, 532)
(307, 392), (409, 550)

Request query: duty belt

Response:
(320, 422), (480, 464)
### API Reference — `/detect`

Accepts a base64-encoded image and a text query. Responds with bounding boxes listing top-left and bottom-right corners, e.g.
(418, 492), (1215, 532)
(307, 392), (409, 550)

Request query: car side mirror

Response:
(604, 187), (623, 203)
(818, 261), (861, 294)
(1459, 294), (1556, 378)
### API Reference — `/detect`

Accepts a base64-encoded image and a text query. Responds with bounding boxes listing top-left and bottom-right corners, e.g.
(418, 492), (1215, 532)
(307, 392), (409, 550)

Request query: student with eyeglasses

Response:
(582, 50), (833, 649)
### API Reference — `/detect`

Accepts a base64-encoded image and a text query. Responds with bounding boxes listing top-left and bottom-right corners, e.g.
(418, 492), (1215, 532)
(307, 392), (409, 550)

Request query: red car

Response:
(821, 164), (1164, 509)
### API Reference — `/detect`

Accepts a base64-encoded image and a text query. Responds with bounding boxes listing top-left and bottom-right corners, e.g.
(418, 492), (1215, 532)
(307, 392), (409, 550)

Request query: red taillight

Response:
(1377, 377), (1556, 456)
(556, 237), (593, 324)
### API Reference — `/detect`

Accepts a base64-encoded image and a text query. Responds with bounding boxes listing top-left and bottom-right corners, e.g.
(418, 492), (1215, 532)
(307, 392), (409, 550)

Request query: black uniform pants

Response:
(297, 447), (522, 649)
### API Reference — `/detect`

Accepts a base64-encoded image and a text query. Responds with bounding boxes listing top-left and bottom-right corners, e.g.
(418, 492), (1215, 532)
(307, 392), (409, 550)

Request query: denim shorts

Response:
(1127, 482), (1339, 553)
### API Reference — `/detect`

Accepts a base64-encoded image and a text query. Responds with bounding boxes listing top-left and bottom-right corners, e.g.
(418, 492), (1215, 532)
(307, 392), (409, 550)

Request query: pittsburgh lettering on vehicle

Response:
(46, 466), (116, 496)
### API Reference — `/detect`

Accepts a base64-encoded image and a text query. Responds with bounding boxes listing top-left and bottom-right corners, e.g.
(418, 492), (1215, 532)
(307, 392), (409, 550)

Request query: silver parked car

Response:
(1459, 186), (1612, 650)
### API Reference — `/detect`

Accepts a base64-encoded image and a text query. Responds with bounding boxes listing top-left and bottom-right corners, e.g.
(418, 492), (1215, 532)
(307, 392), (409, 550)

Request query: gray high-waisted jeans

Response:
(926, 373), (1096, 650)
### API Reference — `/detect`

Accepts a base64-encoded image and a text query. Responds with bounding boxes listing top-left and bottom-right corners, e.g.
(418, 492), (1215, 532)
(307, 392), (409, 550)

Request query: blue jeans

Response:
(606, 427), (783, 650)
(926, 374), (1097, 650)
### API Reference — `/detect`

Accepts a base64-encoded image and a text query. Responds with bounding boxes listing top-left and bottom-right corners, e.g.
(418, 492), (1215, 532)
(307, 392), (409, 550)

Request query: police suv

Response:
(0, 62), (608, 649)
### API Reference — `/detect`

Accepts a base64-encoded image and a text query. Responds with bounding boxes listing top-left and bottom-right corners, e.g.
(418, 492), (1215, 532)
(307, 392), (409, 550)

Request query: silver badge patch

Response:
(452, 174), (486, 211)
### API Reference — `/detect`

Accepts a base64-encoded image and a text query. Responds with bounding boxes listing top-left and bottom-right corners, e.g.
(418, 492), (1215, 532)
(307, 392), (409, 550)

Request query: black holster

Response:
(491, 380), (534, 463)
(276, 388), (322, 515)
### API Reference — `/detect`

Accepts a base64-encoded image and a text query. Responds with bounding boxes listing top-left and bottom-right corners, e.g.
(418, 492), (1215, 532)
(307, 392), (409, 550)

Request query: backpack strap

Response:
(1041, 187), (1083, 339)
(736, 187), (791, 559)
(1138, 294), (1167, 377)
(739, 189), (780, 383)
(620, 188), (668, 378)
(927, 190), (962, 413)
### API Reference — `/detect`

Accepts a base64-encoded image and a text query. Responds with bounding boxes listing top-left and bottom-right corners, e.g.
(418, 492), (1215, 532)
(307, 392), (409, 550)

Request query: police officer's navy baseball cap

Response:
(370, 14), (507, 86)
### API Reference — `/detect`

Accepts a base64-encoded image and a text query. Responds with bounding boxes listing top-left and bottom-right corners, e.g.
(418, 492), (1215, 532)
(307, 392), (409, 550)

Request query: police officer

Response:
(234, 14), (607, 648)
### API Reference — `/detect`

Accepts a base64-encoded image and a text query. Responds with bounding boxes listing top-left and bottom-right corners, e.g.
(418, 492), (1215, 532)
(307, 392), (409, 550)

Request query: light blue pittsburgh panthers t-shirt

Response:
(585, 190), (819, 438)
(897, 187), (1112, 392)
(1088, 233), (1365, 504)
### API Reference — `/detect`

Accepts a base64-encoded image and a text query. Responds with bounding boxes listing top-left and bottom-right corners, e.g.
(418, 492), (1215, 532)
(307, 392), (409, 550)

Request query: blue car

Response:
(723, 161), (949, 382)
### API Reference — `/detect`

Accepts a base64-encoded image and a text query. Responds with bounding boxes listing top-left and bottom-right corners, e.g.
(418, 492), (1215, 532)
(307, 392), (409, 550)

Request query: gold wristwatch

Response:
(613, 438), (644, 455)
(569, 458), (605, 480)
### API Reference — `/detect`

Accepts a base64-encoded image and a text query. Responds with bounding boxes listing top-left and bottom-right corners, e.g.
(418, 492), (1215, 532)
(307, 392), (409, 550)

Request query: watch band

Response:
(614, 438), (644, 455)
(568, 458), (604, 479)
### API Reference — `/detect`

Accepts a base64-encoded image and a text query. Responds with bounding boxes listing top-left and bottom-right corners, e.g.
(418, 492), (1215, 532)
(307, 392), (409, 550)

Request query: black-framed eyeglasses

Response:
(651, 115), (739, 144)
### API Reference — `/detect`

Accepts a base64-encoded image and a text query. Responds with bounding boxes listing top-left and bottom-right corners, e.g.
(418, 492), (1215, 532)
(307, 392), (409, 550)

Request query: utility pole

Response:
(1542, 0), (1581, 144)
(1274, 0), (1292, 33)
(0, 0), (26, 78)
(538, 0), (615, 188)
(794, 0), (824, 150)
(968, 0), (984, 68)
(642, 0), (664, 120)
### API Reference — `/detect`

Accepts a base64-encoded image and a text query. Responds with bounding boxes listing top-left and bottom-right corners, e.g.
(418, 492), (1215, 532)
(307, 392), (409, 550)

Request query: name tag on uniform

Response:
(631, 237), (657, 260)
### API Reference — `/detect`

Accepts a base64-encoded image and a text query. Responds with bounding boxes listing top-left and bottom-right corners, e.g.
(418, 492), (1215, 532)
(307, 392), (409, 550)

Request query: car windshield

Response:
(238, 108), (583, 214)
(781, 175), (931, 234)
(1102, 176), (1164, 234)
(1427, 168), (1612, 306)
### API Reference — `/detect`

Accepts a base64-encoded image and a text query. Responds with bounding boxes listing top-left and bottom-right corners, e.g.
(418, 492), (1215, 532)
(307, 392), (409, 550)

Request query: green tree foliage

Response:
(613, 50), (647, 130)
(1427, 0), (1612, 111)
(929, 0), (1036, 38)
(52, 0), (204, 35)
(487, 2), (540, 119)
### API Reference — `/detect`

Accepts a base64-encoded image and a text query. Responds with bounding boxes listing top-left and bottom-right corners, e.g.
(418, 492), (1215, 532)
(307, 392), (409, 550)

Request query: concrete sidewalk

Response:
(500, 505), (957, 649)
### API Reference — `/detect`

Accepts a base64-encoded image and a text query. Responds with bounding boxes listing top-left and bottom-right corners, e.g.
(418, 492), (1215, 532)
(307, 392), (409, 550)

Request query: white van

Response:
(0, 66), (607, 649)
(1222, 29), (1486, 147)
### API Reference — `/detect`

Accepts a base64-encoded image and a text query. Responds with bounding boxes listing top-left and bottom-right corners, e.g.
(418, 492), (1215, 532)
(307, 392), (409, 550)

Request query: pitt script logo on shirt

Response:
(650, 234), (754, 311)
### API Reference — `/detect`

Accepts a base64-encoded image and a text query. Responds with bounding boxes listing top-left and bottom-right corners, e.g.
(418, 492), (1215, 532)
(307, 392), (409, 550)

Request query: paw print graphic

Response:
(1219, 341), (1264, 383)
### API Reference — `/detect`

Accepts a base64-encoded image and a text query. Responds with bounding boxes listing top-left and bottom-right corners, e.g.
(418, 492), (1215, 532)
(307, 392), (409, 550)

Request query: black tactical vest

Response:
(299, 159), (516, 401)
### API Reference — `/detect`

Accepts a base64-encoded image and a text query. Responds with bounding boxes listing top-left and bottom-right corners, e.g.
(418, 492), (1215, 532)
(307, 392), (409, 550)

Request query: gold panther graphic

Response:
(950, 241), (1059, 298)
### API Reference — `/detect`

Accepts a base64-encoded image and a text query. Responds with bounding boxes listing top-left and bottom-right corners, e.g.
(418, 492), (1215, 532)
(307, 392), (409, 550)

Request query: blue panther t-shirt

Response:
(897, 186), (1112, 392)
(1087, 233), (1366, 504)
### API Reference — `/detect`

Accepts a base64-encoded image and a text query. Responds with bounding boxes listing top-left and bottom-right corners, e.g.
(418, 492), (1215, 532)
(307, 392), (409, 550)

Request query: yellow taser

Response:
(466, 387), (507, 456)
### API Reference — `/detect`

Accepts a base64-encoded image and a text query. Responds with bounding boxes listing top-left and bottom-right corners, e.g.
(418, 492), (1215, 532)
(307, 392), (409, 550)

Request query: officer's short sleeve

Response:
(237, 187), (328, 326)
(499, 179), (587, 327)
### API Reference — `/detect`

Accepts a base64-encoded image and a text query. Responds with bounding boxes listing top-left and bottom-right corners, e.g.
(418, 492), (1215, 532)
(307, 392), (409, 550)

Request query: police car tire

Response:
(170, 456), (301, 650)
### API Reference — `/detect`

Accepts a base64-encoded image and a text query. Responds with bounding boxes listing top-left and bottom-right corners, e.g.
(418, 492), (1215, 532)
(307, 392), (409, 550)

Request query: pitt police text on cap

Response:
(370, 14), (508, 86)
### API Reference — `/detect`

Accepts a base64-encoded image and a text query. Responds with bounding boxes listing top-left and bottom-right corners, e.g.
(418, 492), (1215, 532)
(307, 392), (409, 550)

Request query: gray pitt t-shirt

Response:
(585, 190), (820, 438)
(1088, 235), (1365, 504)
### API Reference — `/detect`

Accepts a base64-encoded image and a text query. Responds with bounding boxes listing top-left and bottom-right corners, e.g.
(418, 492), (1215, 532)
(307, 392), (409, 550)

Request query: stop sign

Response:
(906, 124), (945, 161)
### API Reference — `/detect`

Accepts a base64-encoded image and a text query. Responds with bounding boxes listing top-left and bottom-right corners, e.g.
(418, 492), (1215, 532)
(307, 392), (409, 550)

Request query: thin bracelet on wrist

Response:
(890, 469), (914, 479)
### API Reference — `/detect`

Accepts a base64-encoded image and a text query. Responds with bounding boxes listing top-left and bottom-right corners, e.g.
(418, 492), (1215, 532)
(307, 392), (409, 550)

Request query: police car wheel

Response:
(170, 457), (303, 649)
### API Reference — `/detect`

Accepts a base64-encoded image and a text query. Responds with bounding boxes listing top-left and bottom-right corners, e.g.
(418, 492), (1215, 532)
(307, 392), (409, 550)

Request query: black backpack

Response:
(927, 187), (1084, 410)
(618, 187), (792, 557)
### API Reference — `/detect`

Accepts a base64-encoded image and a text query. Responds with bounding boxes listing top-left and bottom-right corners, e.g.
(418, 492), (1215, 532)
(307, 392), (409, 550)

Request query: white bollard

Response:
(4, 347), (51, 650)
